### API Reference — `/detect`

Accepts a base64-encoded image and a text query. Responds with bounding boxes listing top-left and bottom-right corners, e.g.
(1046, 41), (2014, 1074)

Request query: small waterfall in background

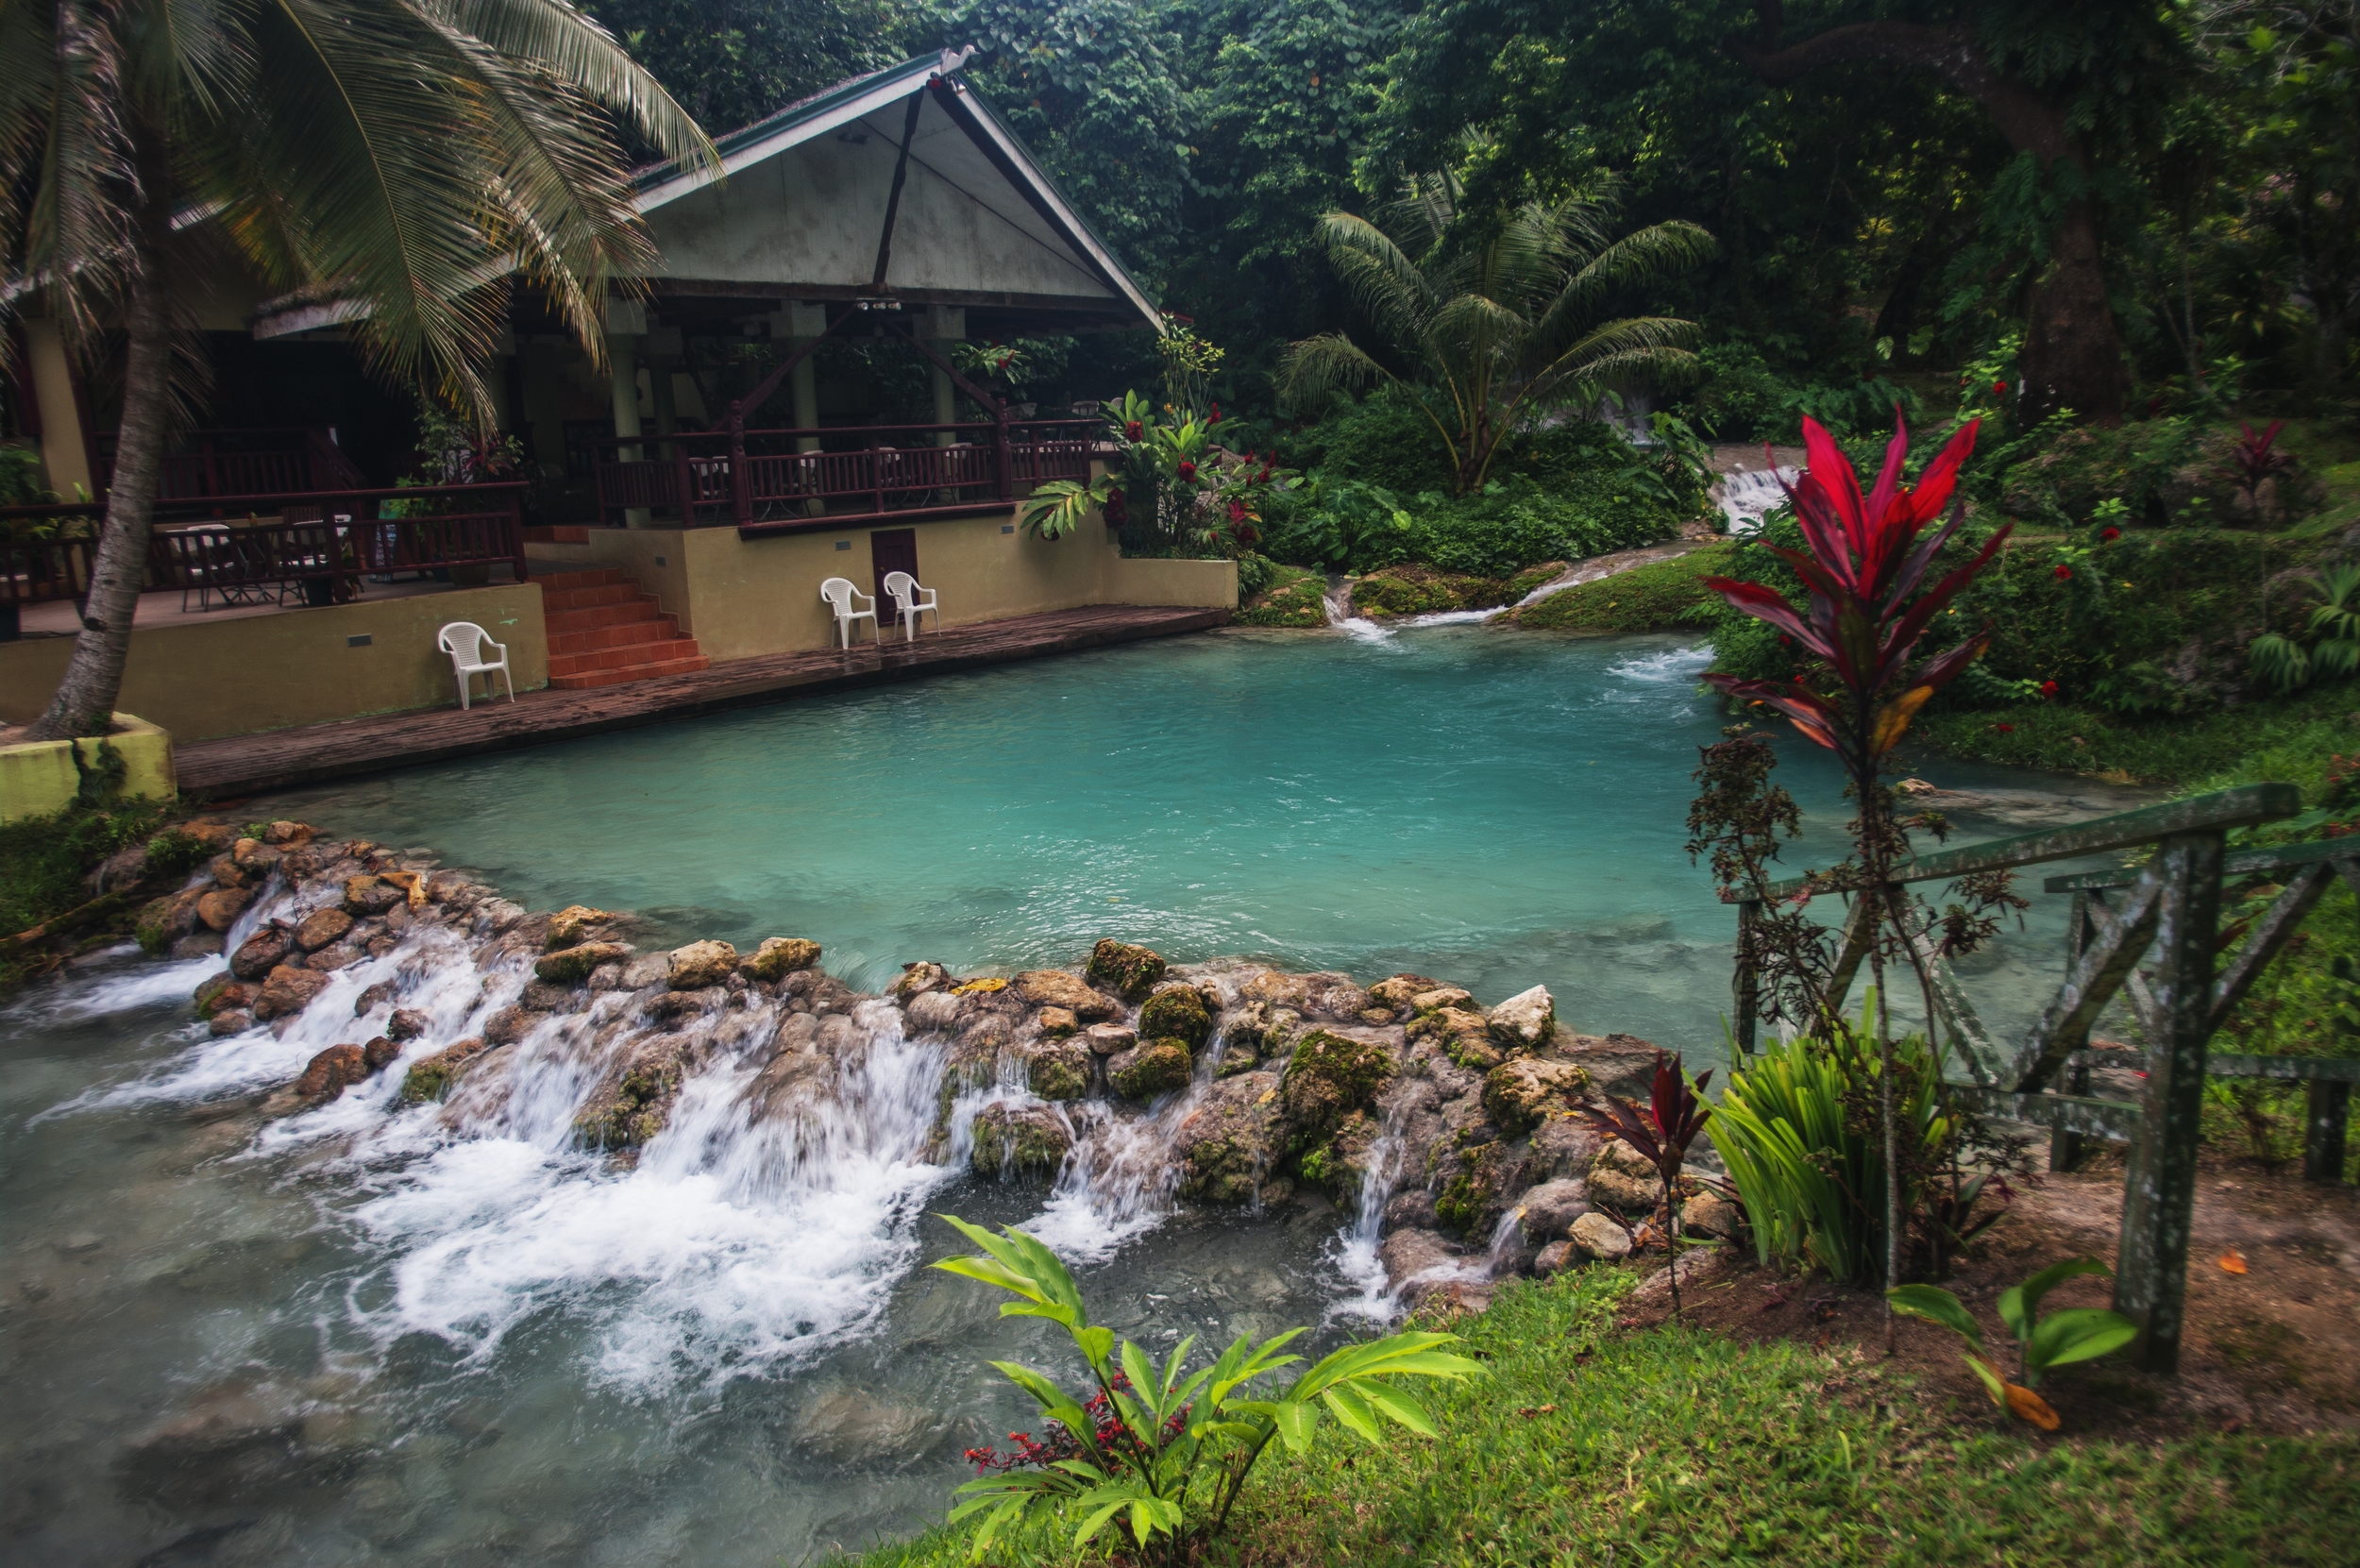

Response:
(1715, 465), (1796, 534)
(1322, 575), (1393, 641)
(1328, 1113), (1405, 1323)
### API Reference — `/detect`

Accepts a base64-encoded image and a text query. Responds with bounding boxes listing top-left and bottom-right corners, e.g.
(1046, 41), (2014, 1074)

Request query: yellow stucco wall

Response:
(0, 585), (548, 742)
(532, 511), (1235, 663)
(0, 714), (177, 825)
(20, 319), (93, 498)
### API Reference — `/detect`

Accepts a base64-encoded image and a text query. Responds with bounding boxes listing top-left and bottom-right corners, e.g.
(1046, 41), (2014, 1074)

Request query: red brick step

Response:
(530, 563), (706, 692)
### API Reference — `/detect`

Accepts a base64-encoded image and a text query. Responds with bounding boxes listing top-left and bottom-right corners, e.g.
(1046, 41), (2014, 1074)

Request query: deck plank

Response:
(177, 604), (1229, 797)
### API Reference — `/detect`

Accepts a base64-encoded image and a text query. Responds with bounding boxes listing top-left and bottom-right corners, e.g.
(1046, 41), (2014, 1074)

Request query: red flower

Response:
(1993, 379), (2009, 396)
(1124, 420), (1143, 442)
(1700, 413), (2002, 764)
(1176, 460), (1197, 481)
(1104, 487), (1127, 526)
(1995, 722), (2015, 733)
(2100, 527), (2120, 542)
(1210, 403), (1222, 423)
(1227, 498), (1248, 524)
(2054, 565), (2072, 581)
(2039, 680), (2060, 699)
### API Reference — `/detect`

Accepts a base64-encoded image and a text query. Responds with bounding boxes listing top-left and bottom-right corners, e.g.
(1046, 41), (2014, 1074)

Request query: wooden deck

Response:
(176, 604), (1229, 797)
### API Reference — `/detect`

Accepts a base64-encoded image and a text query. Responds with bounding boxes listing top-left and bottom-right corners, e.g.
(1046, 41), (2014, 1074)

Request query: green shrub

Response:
(1235, 565), (1327, 628)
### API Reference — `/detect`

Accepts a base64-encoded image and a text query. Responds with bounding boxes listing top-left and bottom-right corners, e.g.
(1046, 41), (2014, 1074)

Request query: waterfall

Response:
(1321, 575), (1393, 641)
(1327, 1109), (1406, 1324)
(1715, 466), (1796, 535)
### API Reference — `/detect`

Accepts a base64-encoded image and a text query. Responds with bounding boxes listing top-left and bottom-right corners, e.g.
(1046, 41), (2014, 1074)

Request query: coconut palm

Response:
(1278, 193), (1712, 493)
(3, 0), (715, 741)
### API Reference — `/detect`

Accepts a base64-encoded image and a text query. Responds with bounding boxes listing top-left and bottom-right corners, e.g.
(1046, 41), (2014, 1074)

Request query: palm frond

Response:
(1533, 220), (1714, 354)
(1276, 331), (1391, 413)
(1314, 211), (1434, 361)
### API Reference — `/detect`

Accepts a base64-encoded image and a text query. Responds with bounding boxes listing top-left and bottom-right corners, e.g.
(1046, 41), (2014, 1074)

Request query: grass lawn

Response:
(833, 1269), (2358, 1567)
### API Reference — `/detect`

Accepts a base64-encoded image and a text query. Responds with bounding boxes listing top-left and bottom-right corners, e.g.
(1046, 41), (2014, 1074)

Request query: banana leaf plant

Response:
(931, 1215), (1480, 1563)
(1887, 1256), (2136, 1431)
(1576, 1050), (1711, 1319)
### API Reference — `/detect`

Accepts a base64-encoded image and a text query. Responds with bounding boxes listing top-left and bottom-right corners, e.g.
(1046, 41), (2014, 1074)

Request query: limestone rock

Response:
(400, 1037), (490, 1104)
(253, 965), (329, 1021)
(1107, 1039), (1192, 1100)
(1559, 1034), (1665, 1103)
(536, 941), (631, 984)
(361, 1037), (400, 1072)
(890, 961), (953, 1001)
(386, 1008), (430, 1041)
(903, 989), (964, 1035)
(1587, 1140), (1660, 1216)
(1086, 938), (1167, 1002)
(1514, 1178), (1592, 1246)
(425, 870), (478, 908)
(667, 940), (739, 990)
(619, 953), (671, 990)
(1533, 1239), (1577, 1278)
(1410, 985), (1473, 1014)
(1530, 1116), (1606, 1183)
(743, 1041), (831, 1123)
(1280, 1029), (1394, 1138)
(294, 1044), (368, 1105)
(194, 974), (252, 1019)
(1299, 973), (1370, 1022)
(305, 941), (365, 972)
(1365, 973), (1442, 1016)
(1682, 1192), (1742, 1240)
(1239, 969), (1308, 1010)
(969, 1102), (1072, 1178)
(742, 937), (821, 981)
(1037, 1006), (1080, 1038)
(1218, 1000), (1297, 1054)
(1487, 985), (1556, 1052)
(1377, 1228), (1459, 1290)
(574, 1036), (692, 1150)
(231, 837), (283, 875)
(1138, 986), (1212, 1051)
(195, 887), (252, 933)
(482, 1005), (547, 1047)
(1432, 1138), (1522, 1237)
(545, 904), (615, 949)
(295, 908), (354, 953)
(1170, 1071), (1288, 1203)
(135, 888), (206, 953)
(1413, 1278), (1497, 1317)
(1021, 1038), (1095, 1101)
(177, 820), (238, 851)
(1014, 969), (1117, 1021)
(1482, 1057), (1587, 1138)
(1083, 1021), (1137, 1055)
(263, 820), (313, 847)
(208, 1008), (253, 1037)
(1570, 1211), (1633, 1261)
(344, 876), (405, 917)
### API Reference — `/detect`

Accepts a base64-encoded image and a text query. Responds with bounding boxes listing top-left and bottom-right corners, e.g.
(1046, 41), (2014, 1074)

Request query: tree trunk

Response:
(23, 149), (177, 743)
(1727, 7), (2127, 425)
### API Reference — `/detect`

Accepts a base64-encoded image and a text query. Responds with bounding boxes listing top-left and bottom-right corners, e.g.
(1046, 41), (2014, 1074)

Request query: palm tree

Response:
(1278, 190), (1712, 493)
(3, 0), (715, 741)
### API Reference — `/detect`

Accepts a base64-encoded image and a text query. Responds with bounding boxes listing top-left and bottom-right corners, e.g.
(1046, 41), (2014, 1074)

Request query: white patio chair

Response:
(437, 621), (514, 709)
(882, 569), (939, 640)
(820, 576), (878, 649)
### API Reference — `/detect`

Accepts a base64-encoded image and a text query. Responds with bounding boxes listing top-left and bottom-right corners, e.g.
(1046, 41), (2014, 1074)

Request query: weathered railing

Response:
(1723, 784), (2359, 1374)
(589, 420), (1099, 532)
(0, 483), (528, 618)
(100, 427), (369, 500)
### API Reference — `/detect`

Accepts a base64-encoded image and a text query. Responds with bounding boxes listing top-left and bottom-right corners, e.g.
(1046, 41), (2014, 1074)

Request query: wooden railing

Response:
(589, 420), (1100, 532)
(1722, 785), (2358, 1375)
(0, 483), (528, 615)
(100, 427), (371, 500)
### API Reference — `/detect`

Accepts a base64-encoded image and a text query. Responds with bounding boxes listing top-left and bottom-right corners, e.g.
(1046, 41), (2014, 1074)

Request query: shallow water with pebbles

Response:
(1, 628), (2142, 1566)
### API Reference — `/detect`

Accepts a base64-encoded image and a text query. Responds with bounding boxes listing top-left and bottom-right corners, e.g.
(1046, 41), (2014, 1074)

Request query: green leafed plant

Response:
(2250, 564), (2360, 693)
(931, 1214), (1481, 1563)
(1887, 1256), (2136, 1430)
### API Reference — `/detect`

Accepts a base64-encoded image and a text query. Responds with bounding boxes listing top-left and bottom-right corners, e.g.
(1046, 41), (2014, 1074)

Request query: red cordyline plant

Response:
(1699, 413), (2010, 1343)
(1577, 1051), (1711, 1320)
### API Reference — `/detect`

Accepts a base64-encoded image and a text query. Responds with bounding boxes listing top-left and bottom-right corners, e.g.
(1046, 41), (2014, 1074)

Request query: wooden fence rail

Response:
(1723, 784), (2358, 1375)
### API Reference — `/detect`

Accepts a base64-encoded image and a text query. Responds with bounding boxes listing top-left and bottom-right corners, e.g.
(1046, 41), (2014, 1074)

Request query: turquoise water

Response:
(262, 629), (1856, 1055)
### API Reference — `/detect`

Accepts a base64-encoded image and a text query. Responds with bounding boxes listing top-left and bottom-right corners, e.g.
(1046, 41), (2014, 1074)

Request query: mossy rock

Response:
(1138, 986), (1211, 1051)
(1024, 1039), (1096, 1102)
(1109, 1039), (1193, 1100)
(1087, 938), (1167, 1003)
(575, 1054), (684, 1149)
(399, 1037), (489, 1104)
(1295, 1108), (1380, 1204)
(970, 1102), (1073, 1178)
(534, 941), (630, 984)
(1433, 1138), (1518, 1236)
(743, 936), (822, 981)
(1482, 1057), (1587, 1138)
(1280, 1029), (1394, 1139)
(1234, 570), (1327, 628)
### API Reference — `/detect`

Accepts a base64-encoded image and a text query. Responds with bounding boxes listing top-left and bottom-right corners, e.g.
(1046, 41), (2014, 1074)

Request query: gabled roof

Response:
(630, 51), (1162, 332)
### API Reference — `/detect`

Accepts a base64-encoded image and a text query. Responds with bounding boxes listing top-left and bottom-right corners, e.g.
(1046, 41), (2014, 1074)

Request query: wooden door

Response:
(869, 529), (919, 622)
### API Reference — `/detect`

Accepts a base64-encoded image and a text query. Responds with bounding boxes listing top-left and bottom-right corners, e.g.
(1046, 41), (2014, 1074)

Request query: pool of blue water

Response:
(261, 624), (2134, 1058)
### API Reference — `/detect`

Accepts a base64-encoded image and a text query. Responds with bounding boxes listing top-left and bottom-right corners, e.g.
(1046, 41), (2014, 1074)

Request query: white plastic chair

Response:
(438, 621), (514, 709)
(882, 569), (939, 640)
(820, 577), (878, 649)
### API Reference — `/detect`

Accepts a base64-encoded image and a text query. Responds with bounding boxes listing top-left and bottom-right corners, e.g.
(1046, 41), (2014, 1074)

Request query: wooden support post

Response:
(1732, 900), (1761, 1058)
(729, 413), (749, 528)
(2114, 828), (2227, 1376)
(2052, 891), (2093, 1172)
(2306, 1081), (2351, 1186)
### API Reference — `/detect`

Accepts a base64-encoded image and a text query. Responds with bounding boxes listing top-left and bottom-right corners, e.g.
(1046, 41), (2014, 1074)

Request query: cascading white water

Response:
(1322, 574), (1394, 641)
(1716, 466), (1797, 534)
(1328, 1113), (1405, 1324)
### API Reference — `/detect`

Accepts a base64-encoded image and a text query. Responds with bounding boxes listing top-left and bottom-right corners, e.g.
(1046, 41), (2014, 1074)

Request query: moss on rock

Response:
(970, 1102), (1072, 1178)
(1138, 986), (1211, 1052)
(1280, 1029), (1394, 1140)
(1109, 1039), (1193, 1100)
(1086, 938), (1167, 1002)
(399, 1037), (490, 1104)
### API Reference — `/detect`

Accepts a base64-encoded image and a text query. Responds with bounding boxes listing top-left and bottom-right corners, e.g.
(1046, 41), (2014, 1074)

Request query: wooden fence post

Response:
(2306, 1081), (2352, 1185)
(1732, 900), (1761, 1058)
(2114, 828), (2226, 1375)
